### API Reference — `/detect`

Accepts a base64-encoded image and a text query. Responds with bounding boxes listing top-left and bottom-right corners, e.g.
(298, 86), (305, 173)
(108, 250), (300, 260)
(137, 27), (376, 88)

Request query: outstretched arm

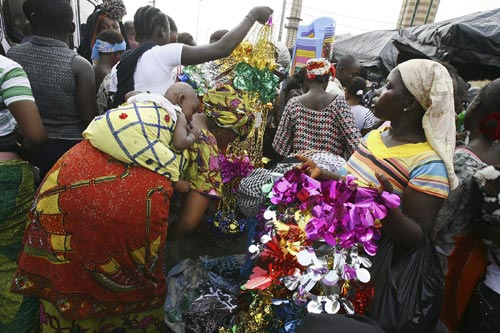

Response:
(180, 6), (273, 65)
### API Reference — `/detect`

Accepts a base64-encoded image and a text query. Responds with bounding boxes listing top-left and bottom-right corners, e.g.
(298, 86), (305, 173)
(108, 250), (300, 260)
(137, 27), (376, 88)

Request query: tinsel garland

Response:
(207, 154), (255, 237)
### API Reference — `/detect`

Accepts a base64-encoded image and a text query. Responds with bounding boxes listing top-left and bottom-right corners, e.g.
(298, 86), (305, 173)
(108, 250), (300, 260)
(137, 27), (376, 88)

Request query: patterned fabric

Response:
(181, 129), (222, 198)
(96, 73), (111, 115)
(91, 39), (126, 62)
(272, 96), (361, 160)
(434, 148), (487, 273)
(11, 140), (174, 320)
(40, 300), (164, 333)
(0, 160), (38, 332)
(83, 101), (182, 181)
(433, 148), (489, 332)
(473, 165), (500, 265)
(165, 256), (244, 333)
(8, 36), (82, 140)
(398, 59), (458, 190)
(306, 58), (332, 80)
(203, 85), (255, 139)
(343, 129), (450, 199)
(0, 55), (35, 137)
(237, 151), (346, 217)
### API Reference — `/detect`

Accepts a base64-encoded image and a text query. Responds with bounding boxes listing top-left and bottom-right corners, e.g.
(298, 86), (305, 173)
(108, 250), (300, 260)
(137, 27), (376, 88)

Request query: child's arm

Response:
(172, 112), (201, 150)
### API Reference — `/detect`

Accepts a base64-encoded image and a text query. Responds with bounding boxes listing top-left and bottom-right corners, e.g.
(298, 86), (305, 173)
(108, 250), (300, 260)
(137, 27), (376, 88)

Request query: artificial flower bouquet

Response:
(223, 168), (399, 332)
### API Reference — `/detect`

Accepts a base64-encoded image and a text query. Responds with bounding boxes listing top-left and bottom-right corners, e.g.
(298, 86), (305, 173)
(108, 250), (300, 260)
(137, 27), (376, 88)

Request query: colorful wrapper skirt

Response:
(40, 300), (164, 332)
(0, 159), (38, 332)
(11, 140), (173, 328)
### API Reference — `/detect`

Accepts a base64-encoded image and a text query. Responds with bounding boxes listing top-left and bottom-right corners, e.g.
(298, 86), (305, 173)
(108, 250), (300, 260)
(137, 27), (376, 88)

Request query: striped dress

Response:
(343, 129), (450, 200)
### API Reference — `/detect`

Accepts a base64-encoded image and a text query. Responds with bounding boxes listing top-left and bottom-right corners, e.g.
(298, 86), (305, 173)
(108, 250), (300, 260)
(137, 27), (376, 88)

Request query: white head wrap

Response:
(397, 59), (458, 190)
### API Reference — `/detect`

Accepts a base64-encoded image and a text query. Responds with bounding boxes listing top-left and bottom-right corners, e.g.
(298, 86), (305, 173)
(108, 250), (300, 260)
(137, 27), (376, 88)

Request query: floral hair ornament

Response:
(306, 58), (332, 81)
(478, 112), (500, 141)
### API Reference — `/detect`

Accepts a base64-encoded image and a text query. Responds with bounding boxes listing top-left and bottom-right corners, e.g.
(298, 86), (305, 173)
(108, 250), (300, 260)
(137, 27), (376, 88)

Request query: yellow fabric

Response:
(180, 129), (222, 198)
(83, 101), (182, 181)
(397, 59), (458, 190)
(203, 85), (255, 139)
(367, 128), (436, 159)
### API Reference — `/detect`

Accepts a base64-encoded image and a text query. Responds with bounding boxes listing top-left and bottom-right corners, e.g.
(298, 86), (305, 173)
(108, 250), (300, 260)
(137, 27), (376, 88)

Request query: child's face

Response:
(180, 96), (200, 122)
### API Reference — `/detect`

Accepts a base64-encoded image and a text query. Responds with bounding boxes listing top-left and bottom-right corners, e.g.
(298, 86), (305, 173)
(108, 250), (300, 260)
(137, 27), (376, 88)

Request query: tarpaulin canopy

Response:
(393, 8), (500, 80)
(332, 30), (399, 76)
(332, 8), (500, 81)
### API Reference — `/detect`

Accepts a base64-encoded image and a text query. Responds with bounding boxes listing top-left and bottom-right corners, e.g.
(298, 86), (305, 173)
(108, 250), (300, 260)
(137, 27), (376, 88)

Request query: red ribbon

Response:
(479, 112), (500, 141)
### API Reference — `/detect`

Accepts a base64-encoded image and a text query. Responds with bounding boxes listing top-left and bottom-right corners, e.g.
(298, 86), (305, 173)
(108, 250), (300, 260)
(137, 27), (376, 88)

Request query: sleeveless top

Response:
(8, 36), (82, 139)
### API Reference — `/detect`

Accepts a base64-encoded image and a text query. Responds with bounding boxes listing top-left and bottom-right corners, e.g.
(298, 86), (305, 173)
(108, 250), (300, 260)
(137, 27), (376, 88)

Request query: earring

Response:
(403, 108), (409, 112)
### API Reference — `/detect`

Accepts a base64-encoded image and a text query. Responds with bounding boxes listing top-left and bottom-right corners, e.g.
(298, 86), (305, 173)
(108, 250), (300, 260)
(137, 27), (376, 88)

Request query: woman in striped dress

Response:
(299, 59), (458, 332)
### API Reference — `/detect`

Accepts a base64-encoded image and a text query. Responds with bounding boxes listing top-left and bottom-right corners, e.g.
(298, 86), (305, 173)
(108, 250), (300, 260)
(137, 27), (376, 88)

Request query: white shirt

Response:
(325, 78), (345, 98)
(110, 43), (184, 95)
(126, 92), (180, 122)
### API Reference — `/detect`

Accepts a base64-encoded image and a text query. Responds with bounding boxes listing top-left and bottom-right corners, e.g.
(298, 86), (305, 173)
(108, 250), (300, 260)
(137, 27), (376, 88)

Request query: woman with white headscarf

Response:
(298, 59), (458, 332)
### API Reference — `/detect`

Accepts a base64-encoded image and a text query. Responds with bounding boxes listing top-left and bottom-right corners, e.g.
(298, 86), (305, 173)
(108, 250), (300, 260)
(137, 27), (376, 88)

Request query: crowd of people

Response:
(0, 0), (498, 333)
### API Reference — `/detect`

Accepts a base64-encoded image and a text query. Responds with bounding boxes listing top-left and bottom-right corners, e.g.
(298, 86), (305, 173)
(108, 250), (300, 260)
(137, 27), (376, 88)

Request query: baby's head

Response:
(165, 82), (200, 122)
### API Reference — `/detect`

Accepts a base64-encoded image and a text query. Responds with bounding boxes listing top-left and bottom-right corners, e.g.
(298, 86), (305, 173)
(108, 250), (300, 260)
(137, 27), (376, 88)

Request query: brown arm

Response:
(180, 7), (272, 65)
(72, 55), (98, 127)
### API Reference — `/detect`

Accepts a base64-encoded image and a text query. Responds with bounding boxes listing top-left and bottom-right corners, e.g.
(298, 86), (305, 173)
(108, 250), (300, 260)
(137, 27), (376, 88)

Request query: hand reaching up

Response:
(249, 6), (273, 24)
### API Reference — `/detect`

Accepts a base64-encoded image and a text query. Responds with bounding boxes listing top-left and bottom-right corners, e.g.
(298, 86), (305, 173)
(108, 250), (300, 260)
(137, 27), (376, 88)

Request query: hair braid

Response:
(133, 6), (167, 42)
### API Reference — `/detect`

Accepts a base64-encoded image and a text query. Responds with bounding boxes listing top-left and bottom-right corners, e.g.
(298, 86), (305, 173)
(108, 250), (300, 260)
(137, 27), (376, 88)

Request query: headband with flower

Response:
(306, 58), (333, 80)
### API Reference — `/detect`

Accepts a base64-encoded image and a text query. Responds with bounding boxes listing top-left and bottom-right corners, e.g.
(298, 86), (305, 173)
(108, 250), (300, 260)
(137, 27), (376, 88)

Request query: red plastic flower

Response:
(119, 113), (128, 119)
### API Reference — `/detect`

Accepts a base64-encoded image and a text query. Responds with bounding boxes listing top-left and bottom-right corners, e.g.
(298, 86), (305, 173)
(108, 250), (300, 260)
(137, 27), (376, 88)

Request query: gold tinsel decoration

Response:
(227, 20), (276, 167)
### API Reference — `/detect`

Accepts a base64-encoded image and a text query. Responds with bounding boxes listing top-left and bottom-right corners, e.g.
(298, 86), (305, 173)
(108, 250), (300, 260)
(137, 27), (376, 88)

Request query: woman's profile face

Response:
(373, 68), (409, 121)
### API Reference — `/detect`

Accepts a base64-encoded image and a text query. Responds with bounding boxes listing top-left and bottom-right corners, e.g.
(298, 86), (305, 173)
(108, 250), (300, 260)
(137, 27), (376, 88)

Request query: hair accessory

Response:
(306, 58), (332, 81)
(356, 90), (363, 96)
(479, 112), (500, 141)
(91, 39), (126, 62)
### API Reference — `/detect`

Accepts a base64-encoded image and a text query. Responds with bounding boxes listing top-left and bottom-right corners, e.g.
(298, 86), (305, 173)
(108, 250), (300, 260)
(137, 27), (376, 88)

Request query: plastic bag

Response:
(368, 233), (444, 333)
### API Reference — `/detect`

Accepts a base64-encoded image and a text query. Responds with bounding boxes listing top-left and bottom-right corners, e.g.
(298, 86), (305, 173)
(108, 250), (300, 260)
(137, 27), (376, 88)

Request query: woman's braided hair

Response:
(133, 6), (168, 42)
